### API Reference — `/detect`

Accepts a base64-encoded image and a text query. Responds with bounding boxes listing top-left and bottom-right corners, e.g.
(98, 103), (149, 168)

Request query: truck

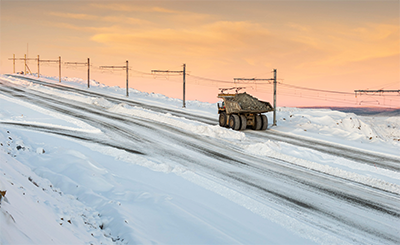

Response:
(217, 88), (273, 131)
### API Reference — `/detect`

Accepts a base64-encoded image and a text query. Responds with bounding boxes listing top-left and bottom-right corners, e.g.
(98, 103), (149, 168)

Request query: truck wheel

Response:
(219, 112), (227, 127)
(261, 115), (268, 130)
(240, 115), (247, 130)
(229, 114), (241, 130)
(254, 115), (262, 130)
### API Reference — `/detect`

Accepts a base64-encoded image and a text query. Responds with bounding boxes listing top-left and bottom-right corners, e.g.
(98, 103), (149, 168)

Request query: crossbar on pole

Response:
(354, 89), (400, 97)
(355, 90), (400, 93)
(151, 65), (186, 107)
(233, 69), (278, 127)
(234, 78), (273, 81)
(100, 62), (130, 97)
(64, 59), (91, 88)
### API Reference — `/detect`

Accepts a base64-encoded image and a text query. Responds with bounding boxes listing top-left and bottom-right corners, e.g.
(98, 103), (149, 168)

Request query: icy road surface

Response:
(1, 75), (399, 244)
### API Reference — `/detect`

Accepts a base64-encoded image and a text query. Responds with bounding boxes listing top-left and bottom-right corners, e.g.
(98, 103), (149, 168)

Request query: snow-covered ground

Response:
(0, 74), (399, 244)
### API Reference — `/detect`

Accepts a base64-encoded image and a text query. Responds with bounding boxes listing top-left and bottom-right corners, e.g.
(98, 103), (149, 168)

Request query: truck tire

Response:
(219, 112), (227, 127)
(230, 114), (241, 130)
(254, 115), (262, 130)
(261, 115), (268, 130)
(240, 115), (247, 130)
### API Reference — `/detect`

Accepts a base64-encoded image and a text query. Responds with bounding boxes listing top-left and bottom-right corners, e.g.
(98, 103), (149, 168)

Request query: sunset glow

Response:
(1, 0), (399, 107)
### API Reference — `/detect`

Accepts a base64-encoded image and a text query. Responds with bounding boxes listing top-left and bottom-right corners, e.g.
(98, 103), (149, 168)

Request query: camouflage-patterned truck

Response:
(217, 89), (273, 131)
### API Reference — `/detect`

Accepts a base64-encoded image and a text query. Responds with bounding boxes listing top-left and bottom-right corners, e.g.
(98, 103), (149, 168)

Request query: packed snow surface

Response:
(0, 74), (399, 244)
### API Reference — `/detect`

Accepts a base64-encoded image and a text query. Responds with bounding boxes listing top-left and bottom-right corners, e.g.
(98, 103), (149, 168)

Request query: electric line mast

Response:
(100, 61), (129, 97)
(64, 58), (91, 88)
(152, 64), (187, 108)
(8, 54), (38, 75)
(233, 69), (278, 126)
(39, 57), (62, 82)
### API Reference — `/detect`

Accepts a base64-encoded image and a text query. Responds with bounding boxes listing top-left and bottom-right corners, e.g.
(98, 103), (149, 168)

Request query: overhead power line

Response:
(100, 61), (129, 97)
(232, 69), (278, 126)
(9, 53), (398, 108)
(280, 83), (354, 95)
(354, 89), (400, 96)
(152, 64), (187, 108)
(8, 54), (39, 75)
(37, 56), (61, 82)
(188, 74), (233, 84)
(64, 58), (90, 88)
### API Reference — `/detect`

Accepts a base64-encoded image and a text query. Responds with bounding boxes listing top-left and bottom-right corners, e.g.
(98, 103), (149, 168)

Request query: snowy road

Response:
(6, 74), (400, 172)
(1, 76), (399, 244)
(249, 130), (400, 172)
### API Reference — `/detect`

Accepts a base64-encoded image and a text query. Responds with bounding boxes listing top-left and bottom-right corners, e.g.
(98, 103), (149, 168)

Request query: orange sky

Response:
(1, 0), (399, 107)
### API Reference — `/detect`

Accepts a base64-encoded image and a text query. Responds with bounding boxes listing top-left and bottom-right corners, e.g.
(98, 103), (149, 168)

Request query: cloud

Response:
(49, 12), (97, 20)
(270, 19), (400, 73)
(300, 22), (399, 67)
(46, 22), (121, 33)
(48, 12), (151, 26)
(47, 7), (399, 76)
(90, 21), (273, 56)
(87, 20), (322, 75)
(88, 3), (211, 26)
(89, 3), (181, 14)
(101, 16), (152, 25)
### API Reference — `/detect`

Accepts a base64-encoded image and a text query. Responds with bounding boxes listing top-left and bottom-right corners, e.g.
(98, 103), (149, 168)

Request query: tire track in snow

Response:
(249, 130), (400, 172)
(5, 75), (399, 172)
(5, 75), (215, 124)
(0, 122), (145, 156)
(1, 77), (400, 244)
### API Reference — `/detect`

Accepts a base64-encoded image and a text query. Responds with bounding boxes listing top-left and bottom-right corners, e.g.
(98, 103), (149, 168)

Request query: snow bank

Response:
(109, 103), (245, 140)
(23, 74), (216, 112)
(0, 93), (100, 133)
(0, 126), (315, 244)
(2, 74), (399, 244)
(274, 107), (400, 153)
(243, 141), (400, 195)
(0, 132), (114, 245)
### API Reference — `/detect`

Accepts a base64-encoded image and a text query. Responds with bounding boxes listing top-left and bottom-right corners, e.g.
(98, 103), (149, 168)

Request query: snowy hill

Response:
(1, 74), (399, 244)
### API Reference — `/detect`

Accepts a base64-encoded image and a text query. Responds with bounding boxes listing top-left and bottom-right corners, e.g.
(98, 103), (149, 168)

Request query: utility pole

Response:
(126, 60), (129, 97)
(23, 54), (35, 75)
(88, 58), (90, 88)
(183, 64), (186, 108)
(37, 55), (40, 78)
(273, 69), (277, 126)
(39, 57), (61, 81)
(8, 55), (37, 75)
(151, 64), (187, 108)
(233, 68), (278, 126)
(24, 54), (27, 75)
(59, 56), (61, 82)
(64, 58), (91, 88)
(100, 61), (130, 97)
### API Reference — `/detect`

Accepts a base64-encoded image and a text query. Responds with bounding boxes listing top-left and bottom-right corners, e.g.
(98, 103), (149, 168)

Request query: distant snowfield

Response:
(0, 74), (399, 244)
